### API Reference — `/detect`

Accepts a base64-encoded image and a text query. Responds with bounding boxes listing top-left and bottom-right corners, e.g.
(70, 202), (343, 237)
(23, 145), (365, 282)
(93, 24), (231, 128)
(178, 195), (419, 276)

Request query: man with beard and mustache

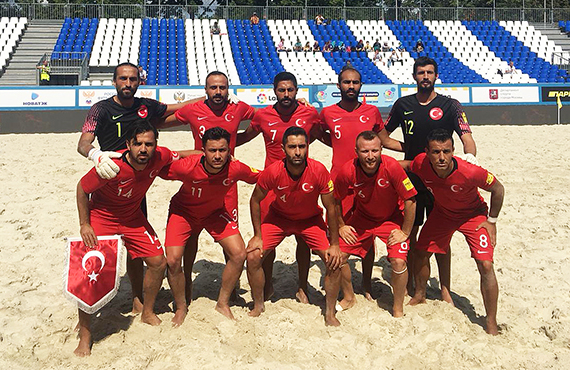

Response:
(379, 56), (477, 304)
(318, 66), (384, 304)
(237, 72), (325, 304)
(77, 62), (199, 315)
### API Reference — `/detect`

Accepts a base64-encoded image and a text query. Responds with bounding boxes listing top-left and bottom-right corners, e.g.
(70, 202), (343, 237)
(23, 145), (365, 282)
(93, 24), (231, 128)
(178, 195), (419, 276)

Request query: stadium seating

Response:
(53, 17), (97, 60)
(0, 17), (26, 71)
(463, 20), (567, 83)
(90, 18), (140, 68)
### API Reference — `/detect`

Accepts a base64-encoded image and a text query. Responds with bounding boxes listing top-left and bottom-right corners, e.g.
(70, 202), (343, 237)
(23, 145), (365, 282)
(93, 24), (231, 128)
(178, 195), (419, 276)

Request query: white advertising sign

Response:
(78, 89), (116, 106)
(0, 89), (75, 108)
(400, 86), (471, 103)
(471, 86), (539, 103)
(235, 87), (310, 106)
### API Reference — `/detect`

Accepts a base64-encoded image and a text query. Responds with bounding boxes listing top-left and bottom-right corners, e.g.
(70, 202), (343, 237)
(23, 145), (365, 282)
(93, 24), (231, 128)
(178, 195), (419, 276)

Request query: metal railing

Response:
(2, 4), (570, 23)
(37, 52), (88, 85)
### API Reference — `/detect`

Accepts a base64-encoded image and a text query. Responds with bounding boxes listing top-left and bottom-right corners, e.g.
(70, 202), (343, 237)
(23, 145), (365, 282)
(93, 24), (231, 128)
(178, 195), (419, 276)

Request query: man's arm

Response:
(321, 192), (342, 270)
(460, 132), (477, 156)
(378, 128), (404, 152)
(476, 179), (505, 247)
(163, 96), (206, 117)
(236, 125), (261, 147)
(77, 132), (121, 179)
(76, 181), (98, 248)
(246, 185), (268, 256)
(77, 132), (96, 157)
(154, 113), (184, 129)
(335, 198), (357, 245)
(388, 197), (416, 246)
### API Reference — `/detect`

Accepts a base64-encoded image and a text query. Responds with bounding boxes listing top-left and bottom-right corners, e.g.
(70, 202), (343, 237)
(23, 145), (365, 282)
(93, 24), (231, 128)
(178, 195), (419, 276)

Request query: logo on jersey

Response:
(429, 107), (443, 120)
(402, 177), (414, 191)
(486, 172), (495, 185)
(301, 183), (314, 192)
(173, 91), (185, 103)
(378, 178), (390, 188)
(225, 113), (234, 122)
(450, 184), (463, 193)
(149, 170), (159, 178)
(249, 166), (259, 173)
(327, 180), (334, 192)
(138, 105), (148, 119)
(359, 115), (369, 123)
(295, 118), (305, 127)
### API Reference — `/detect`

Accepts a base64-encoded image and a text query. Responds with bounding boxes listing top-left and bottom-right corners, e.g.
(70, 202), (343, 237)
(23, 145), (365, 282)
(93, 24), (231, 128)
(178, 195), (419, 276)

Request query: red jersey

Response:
(81, 146), (178, 220)
(411, 153), (497, 219)
(174, 100), (255, 153)
(334, 156), (417, 223)
(251, 104), (321, 168)
(257, 158), (334, 220)
(160, 154), (260, 217)
(320, 103), (384, 176)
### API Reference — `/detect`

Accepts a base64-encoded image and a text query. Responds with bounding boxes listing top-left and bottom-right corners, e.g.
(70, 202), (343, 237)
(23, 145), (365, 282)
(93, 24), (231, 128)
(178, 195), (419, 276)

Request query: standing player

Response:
(77, 62), (199, 314)
(319, 66), (384, 300)
(160, 127), (260, 326)
(246, 127), (342, 326)
(237, 72), (324, 303)
(409, 129), (504, 335)
(334, 131), (416, 316)
(379, 57), (477, 301)
(74, 122), (177, 356)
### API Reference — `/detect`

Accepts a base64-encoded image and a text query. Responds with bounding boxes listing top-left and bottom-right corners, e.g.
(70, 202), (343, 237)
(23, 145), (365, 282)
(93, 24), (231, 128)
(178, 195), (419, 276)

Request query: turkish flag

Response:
(63, 235), (124, 314)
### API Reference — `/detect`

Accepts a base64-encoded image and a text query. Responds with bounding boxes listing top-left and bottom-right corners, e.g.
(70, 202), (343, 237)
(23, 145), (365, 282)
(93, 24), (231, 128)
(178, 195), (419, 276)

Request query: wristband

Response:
(487, 216), (498, 224)
(88, 148), (101, 161)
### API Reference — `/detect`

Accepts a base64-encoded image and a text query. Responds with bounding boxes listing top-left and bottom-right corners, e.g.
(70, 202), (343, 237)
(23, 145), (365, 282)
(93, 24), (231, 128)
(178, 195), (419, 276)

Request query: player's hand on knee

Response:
(89, 149), (121, 179)
(339, 225), (357, 245)
(246, 236), (264, 258)
(80, 224), (98, 248)
(388, 229), (408, 246)
(228, 92), (240, 104)
(461, 153), (479, 166)
(326, 244), (342, 271)
(476, 221), (497, 247)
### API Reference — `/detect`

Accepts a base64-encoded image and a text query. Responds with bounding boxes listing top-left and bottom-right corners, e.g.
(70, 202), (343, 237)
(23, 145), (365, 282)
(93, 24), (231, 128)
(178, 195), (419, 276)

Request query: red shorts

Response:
(225, 182), (238, 223)
(416, 211), (493, 261)
(339, 213), (409, 260)
(90, 213), (163, 259)
(261, 211), (329, 251)
(165, 206), (240, 247)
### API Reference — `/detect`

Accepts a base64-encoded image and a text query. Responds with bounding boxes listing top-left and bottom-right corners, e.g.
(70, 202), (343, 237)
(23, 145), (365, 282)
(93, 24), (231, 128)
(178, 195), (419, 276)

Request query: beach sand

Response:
(1, 125), (569, 369)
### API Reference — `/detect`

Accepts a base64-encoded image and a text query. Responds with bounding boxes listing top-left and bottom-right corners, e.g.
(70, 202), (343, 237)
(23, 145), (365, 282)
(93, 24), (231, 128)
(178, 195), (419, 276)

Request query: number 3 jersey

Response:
(82, 97), (167, 151)
(81, 146), (178, 221)
(160, 154), (260, 218)
(384, 94), (471, 160)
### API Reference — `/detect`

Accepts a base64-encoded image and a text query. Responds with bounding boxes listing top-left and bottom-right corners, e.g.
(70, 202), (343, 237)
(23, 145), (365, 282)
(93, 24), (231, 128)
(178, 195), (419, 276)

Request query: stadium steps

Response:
(0, 20), (62, 86)
(545, 24), (570, 52)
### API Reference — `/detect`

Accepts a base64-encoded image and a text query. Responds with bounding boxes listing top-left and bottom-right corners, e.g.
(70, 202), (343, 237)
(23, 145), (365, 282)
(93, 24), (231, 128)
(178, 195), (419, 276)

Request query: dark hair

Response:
(413, 56), (438, 76)
(356, 130), (379, 144)
(113, 62), (140, 81)
(426, 128), (453, 148)
(202, 126), (231, 146)
(273, 71), (297, 88)
(282, 126), (307, 145)
(127, 120), (158, 142)
(205, 71), (228, 87)
(338, 65), (362, 84)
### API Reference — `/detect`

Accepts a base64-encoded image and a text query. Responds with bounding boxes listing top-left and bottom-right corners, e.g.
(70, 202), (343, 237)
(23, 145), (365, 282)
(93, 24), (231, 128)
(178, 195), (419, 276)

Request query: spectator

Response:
(382, 41), (391, 52)
(37, 60), (51, 85)
(364, 41), (372, 52)
(356, 39), (364, 52)
(315, 14), (325, 26)
(331, 40), (339, 52)
(210, 21), (221, 35)
(373, 39), (381, 52)
(387, 50), (403, 68)
(504, 60), (517, 74)
(338, 41), (345, 52)
(372, 49), (384, 66)
(344, 59), (353, 68)
(277, 38), (286, 52)
(250, 12), (259, 25)
(293, 38), (302, 52)
(312, 41), (321, 52)
(345, 44), (351, 52)
(138, 65), (147, 85)
(323, 41), (332, 52)
(396, 41), (405, 52)
(415, 39), (424, 52)
(303, 42), (312, 52)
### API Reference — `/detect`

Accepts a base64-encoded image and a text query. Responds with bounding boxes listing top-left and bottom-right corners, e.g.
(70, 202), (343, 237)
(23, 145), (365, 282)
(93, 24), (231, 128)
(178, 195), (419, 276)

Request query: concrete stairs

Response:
(0, 20), (62, 86)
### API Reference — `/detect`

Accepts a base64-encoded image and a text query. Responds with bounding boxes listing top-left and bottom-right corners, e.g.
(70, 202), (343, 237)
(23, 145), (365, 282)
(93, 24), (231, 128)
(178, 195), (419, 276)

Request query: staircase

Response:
(0, 20), (62, 86)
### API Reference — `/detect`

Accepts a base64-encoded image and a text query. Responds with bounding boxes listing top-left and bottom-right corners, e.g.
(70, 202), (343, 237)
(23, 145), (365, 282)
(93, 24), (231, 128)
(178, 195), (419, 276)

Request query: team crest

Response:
(138, 105), (148, 118)
(429, 107), (443, 120)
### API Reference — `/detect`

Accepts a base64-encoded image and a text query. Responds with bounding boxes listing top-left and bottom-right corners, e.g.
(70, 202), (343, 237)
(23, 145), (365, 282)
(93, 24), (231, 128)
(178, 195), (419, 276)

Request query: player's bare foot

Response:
(393, 307), (404, 318)
(131, 298), (143, 315)
(407, 295), (426, 306)
(74, 333), (91, 357)
(486, 318), (499, 335)
(171, 308), (187, 327)
(248, 304), (265, 317)
(264, 284), (274, 301)
(337, 297), (356, 311)
(141, 312), (162, 326)
(215, 303), (235, 320)
(325, 314), (341, 327)
(295, 288), (309, 304)
(441, 290), (455, 306)
(364, 292), (374, 301)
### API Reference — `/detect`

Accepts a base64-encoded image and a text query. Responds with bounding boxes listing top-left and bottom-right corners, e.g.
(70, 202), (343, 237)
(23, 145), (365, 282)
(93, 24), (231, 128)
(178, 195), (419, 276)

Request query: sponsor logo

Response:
(315, 90), (327, 103)
(477, 250), (489, 254)
(402, 177), (414, 191)
(31, 93), (39, 100)
(332, 117), (342, 122)
(489, 89), (499, 100)
(404, 111), (413, 115)
(173, 91), (185, 103)
(383, 87), (396, 101)
(138, 105), (148, 118)
(82, 90), (95, 104)
(112, 114), (124, 120)
(277, 185), (289, 190)
(119, 179), (133, 185)
(23, 92), (48, 106)
(268, 122), (278, 126)
(197, 116), (207, 121)
(139, 90), (153, 98)
(429, 107), (443, 120)
(327, 179), (334, 192)
(425, 180), (433, 184)
(257, 94), (268, 104)
(192, 180), (204, 184)
(249, 166), (260, 173)
(353, 182), (364, 187)
(542, 87), (570, 102)
(486, 172), (495, 185)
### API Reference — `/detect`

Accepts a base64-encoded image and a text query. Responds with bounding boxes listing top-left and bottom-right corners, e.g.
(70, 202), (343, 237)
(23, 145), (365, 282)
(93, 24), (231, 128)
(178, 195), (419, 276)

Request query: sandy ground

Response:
(0, 125), (569, 369)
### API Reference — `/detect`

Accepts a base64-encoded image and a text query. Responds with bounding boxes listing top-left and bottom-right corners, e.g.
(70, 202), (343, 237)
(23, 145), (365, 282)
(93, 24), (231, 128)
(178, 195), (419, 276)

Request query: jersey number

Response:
(199, 125), (206, 138)
(270, 129), (277, 142)
(334, 125), (341, 139)
(117, 187), (132, 198)
(116, 122), (122, 137)
(404, 119), (414, 135)
(191, 187), (202, 198)
(479, 234), (488, 248)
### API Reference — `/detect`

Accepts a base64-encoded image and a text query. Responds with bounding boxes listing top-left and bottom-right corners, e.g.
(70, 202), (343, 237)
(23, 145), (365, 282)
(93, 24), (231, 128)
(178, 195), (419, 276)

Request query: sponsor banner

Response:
(135, 88), (156, 100)
(541, 86), (570, 102)
(0, 89), (75, 108)
(313, 84), (399, 108)
(236, 87), (310, 106)
(78, 88), (115, 106)
(400, 86), (470, 103)
(472, 86), (539, 103)
(158, 88), (208, 104)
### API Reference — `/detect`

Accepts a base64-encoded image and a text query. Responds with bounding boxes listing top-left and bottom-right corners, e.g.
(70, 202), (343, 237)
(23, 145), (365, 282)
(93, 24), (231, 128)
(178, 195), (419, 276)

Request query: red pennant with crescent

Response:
(63, 235), (124, 314)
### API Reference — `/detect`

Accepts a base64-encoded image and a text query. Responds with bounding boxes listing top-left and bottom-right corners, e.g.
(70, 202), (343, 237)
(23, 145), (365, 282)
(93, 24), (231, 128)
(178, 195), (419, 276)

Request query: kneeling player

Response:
(246, 127), (343, 326)
(334, 131), (416, 317)
(75, 122), (177, 356)
(160, 127), (260, 325)
(409, 129), (504, 335)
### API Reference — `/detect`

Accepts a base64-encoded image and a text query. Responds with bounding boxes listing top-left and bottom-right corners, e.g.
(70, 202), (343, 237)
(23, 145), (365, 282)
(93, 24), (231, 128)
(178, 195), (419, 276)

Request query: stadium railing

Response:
(37, 52), (88, 86)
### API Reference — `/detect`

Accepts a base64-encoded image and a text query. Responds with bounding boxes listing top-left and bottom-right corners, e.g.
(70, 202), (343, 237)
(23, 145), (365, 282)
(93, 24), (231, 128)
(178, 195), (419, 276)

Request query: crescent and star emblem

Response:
(450, 184), (463, 192)
(223, 178), (233, 186)
(301, 182), (314, 192)
(225, 113), (234, 122)
(295, 118), (305, 127)
(149, 169), (159, 178)
(359, 115), (369, 123)
(82, 250), (106, 282)
(377, 178), (389, 188)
